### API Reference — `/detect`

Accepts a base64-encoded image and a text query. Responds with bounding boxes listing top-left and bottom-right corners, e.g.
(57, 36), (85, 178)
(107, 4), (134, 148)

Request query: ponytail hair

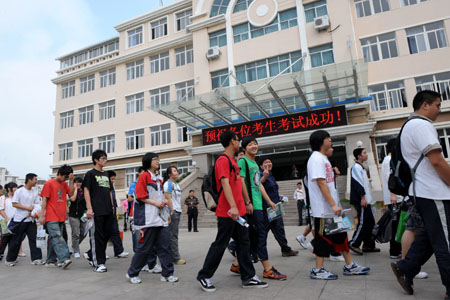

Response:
(163, 166), (178, 183)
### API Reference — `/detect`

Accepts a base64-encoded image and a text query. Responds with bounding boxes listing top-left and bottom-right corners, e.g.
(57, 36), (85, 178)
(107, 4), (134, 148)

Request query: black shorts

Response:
(313, 217), (349, 257)
(405, 201), (425, 233)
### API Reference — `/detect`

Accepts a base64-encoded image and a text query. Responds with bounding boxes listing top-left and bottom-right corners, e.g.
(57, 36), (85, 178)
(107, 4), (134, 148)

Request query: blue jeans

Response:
(46, 221), (70, 263)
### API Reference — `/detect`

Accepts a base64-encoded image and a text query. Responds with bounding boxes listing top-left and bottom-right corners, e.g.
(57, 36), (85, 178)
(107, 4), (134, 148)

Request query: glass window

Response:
(125, 167), (139, 188)
(60, 111), (74, 129)
(128, 26), (143, 47)
(151, 18), (168, 39)
(126, 92), (145, 114)
(305, 0), (328, 23)
(401, 0), (428, 6)
(361, 32), (398, 62)
(126, 129), (145, 150)
(98, 134), (115, 153)
(233, 23), (249, 43)
(176, 80), (195, 101)
(233, 0), (254, 13)
(177, 160), (192, 175)
(59, 143), (73, 161)
(415, 71), (450, 101)
(79, 105), (94, 125)
(150, 86), (170, 108)
(175, 44), (193, 67)
(99, 100), (115, 120)
(406, 21), (448, 54)
(369, 81), (407, 111)
(375, 136), (396, 164)
(177, 125), (191, 142)
(211, 69), (229, 89)
(309, 43), (334, 67)
(355, 0), (390, 18)
(150, 51), (170, 73)
(150, 124), (171, 146)
(61, 81), (75, 99)
(176, 9), (192, 31)
(438, 128), (450, 159)
(100, 68), (116, 88)
(126, 59), (144, 80)
(77, 138), (93, 158)
(80, 74), (95, 94)
(210, 0), (230, 17)
(209, 29), (227, 47)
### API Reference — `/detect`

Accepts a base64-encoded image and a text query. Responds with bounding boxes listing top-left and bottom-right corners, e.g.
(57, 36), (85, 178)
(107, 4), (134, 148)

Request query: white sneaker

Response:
(141, 265), (150, 272)
(296, 235), (308, 249)
(116, 251), (129, 258)
(306, 242), (314, 253)
(94, 264), (107, 273)
(74, 253), (81, 259)
(18, 253), (27, 257)
(143, 263), (162, 274)
(415, 271), (428, 279)
(310, 268), (338, 280)
(31, 259), (45, 265)
(161, 275), (179, 282)
(343, 262), (370, 275)
(5, 261), (16, 267)
(329, 255), (345, 262)
(62, 259), (72, 270)
(126, 273), (142, 284)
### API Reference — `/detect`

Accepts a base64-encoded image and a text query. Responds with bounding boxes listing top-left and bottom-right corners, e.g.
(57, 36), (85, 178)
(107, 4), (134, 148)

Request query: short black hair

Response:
(5, 182), (17, 192)
(25, 173), (37, 184)
(138, 167), (144, 173)
(74, 177), (83, 183)
(241, 136), (258, 150)
(386, 138), (396, 155)
(297, 182), (302, 186)
(108, 170), (116, 178)
(412, 90), (441, 111)
(142, 152), (158, 171)
(92, 149), (107, 165)
(0, 184), (3, 190)
(57, 164), (73, 176)
(258, 156), (272, 166)
(353, 148), (365, 160)
(189, 189), (194, 193)
(220, 130), (237, 148)
(309, 130), (330, 151)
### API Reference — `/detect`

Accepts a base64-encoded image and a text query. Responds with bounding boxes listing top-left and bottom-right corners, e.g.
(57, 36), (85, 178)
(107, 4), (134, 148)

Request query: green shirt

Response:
(238, 156), (262, 210)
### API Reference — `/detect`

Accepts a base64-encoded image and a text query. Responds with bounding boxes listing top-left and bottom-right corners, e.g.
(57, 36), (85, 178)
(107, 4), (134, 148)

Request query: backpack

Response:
(388, 116), (428, 197)
(201, 154), (233, 212)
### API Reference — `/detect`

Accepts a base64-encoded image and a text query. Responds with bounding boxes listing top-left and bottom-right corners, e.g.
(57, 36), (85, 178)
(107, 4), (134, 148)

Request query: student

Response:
(82, 149), (114, 273)
(108, 171), (129, 259)
(40, 165), (74, 269)
(126, 152), (177, 284)
(128, 167), (144, 252)
(164, 166), (186, 265)
(184, 190), (199, 232)
(197, 130), (267, 292)
(6, 173), (43, 266)
(68, 177), (87, 259)
(348, 148), (379, 255)
(294, 182), (305, 226)
(0, 182), (17, 261)
(307, 130), (370, 280)
(391, 91), (450, 299)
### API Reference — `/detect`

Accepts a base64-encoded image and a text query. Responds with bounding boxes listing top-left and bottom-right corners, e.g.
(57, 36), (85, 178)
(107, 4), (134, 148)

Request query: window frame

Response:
(150, 17), (168, 40)
(151, 124), (171, 146)
(126, 92), (145, 114)
(406, 22), (448, 55)
(61, 81), (75, 99)
(354, 0), (390, 18)
(175, 44), (193, 67)
(150, 51), (170, 74)
(175, 80), (195, 101)
(150, 86), (170, 109)
(77, 138), (93, 158)
(304, 0), (328, 23)
(415, 72), (450, 101)
(126, 129), (145, 150)
(127, 26), (143, 48)
(309, 43), (335, 68)
(59, 142), (73, 161)
(175, 9), (192, 31)
(98, 134), (115, 153)
(209, 29), (227, 47)
(100, 68), (116, 88)
(99, 100), (115, 121)
(60, 111), (74, 129)
(126, 59), (144, 80)
(80, 74), (95, 94)
(78, 105), (94, 125)
(369, 81), (408, 111)
(361, 32), (398, 62)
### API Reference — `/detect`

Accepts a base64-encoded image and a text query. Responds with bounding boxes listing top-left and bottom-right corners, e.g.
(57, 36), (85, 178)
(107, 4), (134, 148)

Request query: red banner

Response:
(202, 106), (347, 145)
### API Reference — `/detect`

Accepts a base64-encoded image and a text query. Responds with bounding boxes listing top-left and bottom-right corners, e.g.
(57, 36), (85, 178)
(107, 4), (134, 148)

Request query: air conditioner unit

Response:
(314, 15), (330, 31)
(206, 46), (220, 60)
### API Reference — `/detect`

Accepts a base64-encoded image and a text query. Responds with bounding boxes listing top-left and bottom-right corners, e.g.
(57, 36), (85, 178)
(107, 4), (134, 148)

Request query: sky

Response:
(0, 0), (177, 180)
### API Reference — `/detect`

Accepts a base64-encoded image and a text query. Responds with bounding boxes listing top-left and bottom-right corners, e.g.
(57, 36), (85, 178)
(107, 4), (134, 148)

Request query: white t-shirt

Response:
(12, 187), (41, 222)
(164, 180), (182, 213)
(351, 162), (373, 205)
(401, 116), (450, 200)
(381, 155), (403, 205)
(0, 195), (16, 221)
(307, 151), (340, 218)
(293, 188), (304, 201)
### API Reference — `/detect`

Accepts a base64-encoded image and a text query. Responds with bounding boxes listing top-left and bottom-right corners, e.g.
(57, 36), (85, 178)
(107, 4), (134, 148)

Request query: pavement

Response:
(0, 225), (445, 300)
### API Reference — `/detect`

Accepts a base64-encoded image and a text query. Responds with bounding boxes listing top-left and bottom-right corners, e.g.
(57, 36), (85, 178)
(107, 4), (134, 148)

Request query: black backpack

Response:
(388, 116), (428, 197)
(201, 153), (233, 212)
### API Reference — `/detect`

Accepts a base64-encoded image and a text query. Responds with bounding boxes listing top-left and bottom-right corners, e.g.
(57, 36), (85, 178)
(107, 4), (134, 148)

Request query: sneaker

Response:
(141, 265), (150, 272)
(310, 268), (338, 280)
(126, 273), (142, 284)
(161, 275), (179, 282)
(391, 262), (414, 295)
(349, 245), (364, 255)
(343, 262), (370, 275)
(62, 259), (72, 270)
(174, 259), (186, 265)
(198, 278), (216, 292)
(263, 267), (287, 280)
(329, 255), (345, 262)
(18, 252), (27, 257)
(31, 259), (45, 265)
(296, 235), (308, 249)
(74, 253), (81, 259)
(5, 261), (16, 267)
(45, 262), (58, 268)
(306, 242), (314, 253)
(362, 247), (380, 253)
(282, 250), (299, 257)
(230, 263), (240, 275)
(115, 251), (129, 258)
(94, 264), (107, 273)
(142, 263), (162, 274)
(83, 252), (91, 261)
(390, 254), (402, 259)
(414, 271), (428, 279)
(242, 275), (268, 288)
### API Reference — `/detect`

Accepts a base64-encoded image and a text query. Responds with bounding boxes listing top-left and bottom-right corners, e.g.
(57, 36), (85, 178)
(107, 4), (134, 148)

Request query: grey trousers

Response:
(168, 211), (181, 261)
(69, 217), (86, 254)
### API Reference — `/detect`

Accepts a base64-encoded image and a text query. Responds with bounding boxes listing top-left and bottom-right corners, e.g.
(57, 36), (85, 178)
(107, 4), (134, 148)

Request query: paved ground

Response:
(0, 225), (445, 300)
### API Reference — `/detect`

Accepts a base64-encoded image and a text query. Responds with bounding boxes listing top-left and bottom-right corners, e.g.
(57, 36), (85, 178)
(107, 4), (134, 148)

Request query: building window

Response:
(369, 81), (407, 111)
(375, 136), (396, 164)
(127, 26), (143, 47)
(401, 0), (428, 6)
(415, 71), (450, 101)
(354, 0), (390, 18)
(176, 80), (195, 101)
(210, 0), (230, 17)
(151, 124), (171, 146)
(98, 134), (115, 153)
(177, 126), (191, 142)
(310, 44), (334, 68)
(438, 128), (450, 159)
(126, 129), (145, 150)
(160, 163), (172, 178)
(79, 105), (94, 125)
(150, 86), (170, 108)
(406, 22), (447, 54)
(361, 32), (398, 62)
(175, 44), (193, 67)
(176, 9), (192, 31)
(125, 167), (139, 188)
(209, 29), (227, 47)
(233, 23), (249, 43)
(59, 143), (73, 161)
(126, 59), (144, 80)
(60, 40), (119, 69)
(60, 111), (74, 129)
(126, 92), (145, 114)
(99, 100), (115, 120)
(177, 160), (192, 175)
(80, 74), (95, 94)
(211, 69), (230, 89)
(77, 139), (93, 158)
(151, 18), (168, 40)
(100, 68), (116, 88)
(304, 0), (328, 23)
(236, 51), (302, 84)
(233, 0), (254, 13)
(62, 81), (75, 99)
(150, 52), (170, 73)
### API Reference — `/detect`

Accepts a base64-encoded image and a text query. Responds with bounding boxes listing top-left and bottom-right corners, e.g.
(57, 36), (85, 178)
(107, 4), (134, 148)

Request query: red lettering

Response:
(306, 114), (320, 127)
(238, 124), (252, 137)
(205, 130), (217, 143)
(252, 122), (264, 136)
(277, 118), (290, 131)
(291, 116), (306, 129)
(264, 120), (278, 133)
(319, 110), (334, 125)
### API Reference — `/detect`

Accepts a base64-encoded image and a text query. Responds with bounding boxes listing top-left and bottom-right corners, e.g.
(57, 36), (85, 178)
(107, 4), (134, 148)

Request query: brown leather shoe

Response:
(362, 247), (381, 253)
(282, 250), (299, 257)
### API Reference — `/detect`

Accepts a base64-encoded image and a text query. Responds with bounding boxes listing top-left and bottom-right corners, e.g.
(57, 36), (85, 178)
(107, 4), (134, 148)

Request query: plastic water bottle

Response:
(227, 210), (249, 228)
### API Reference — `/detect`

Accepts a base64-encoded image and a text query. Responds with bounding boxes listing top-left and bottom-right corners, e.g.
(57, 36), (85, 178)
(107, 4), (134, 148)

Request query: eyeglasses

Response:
(99, 157), (107, 161)
(233, 138), (240, 142)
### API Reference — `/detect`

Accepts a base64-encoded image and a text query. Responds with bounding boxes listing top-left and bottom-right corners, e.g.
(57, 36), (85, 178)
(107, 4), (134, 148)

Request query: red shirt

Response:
(215, 153), (246, 217)
(41, 179), (70, 222)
